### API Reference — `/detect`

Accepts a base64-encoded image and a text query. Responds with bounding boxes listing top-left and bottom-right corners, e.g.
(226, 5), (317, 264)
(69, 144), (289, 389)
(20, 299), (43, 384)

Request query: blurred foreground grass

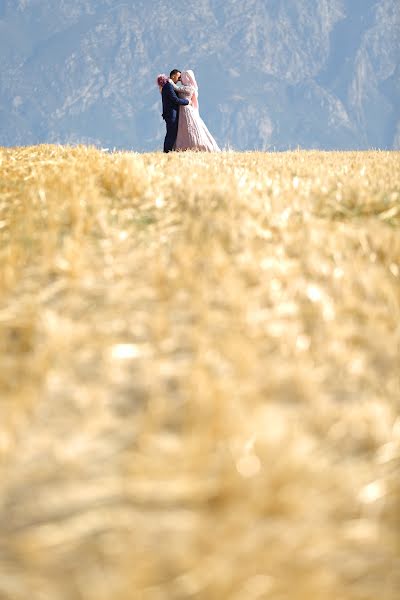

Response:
(0, 145), (399, 600)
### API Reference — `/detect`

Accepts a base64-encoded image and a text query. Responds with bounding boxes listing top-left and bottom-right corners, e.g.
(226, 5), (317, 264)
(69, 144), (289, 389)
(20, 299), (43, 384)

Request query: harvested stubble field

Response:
(0, 145), (399, 600)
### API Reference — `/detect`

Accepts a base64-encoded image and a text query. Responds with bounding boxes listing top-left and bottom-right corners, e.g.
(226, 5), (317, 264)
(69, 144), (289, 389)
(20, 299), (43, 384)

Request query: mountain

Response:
(0, 0), (399, 151)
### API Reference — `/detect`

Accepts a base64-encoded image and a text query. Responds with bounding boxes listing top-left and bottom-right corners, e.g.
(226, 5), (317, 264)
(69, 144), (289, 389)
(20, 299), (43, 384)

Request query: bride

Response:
(171, 70), (220, 152)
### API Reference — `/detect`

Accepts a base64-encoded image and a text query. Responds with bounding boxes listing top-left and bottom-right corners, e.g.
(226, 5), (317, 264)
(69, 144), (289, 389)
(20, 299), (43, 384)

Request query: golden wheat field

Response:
(0, 144), (399, 600)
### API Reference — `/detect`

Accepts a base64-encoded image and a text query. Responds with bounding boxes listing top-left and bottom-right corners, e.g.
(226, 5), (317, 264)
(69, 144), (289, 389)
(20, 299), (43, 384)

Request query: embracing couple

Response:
(157, 69), (220, 153)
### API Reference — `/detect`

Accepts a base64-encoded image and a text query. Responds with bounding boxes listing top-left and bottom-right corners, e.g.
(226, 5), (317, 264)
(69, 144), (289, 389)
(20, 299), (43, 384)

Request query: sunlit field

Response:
(0, 145), (399, 600)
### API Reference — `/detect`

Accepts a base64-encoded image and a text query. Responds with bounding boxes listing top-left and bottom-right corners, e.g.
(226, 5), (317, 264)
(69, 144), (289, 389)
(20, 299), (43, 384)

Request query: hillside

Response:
(0, 0), (399, 150)
(0, 145), (400, 599)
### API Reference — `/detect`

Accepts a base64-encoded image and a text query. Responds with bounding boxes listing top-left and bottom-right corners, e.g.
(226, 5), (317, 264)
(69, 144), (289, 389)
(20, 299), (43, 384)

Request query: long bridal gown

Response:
(174, 84), (220, 152)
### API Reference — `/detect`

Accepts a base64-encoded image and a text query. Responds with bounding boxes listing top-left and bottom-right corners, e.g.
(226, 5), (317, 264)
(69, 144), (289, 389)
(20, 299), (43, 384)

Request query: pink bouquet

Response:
(156, 74), (169, 90)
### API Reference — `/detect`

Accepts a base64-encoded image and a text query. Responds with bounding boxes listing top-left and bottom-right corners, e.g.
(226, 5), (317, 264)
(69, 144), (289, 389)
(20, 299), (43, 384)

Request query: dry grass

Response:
(0, 144), (399, 600)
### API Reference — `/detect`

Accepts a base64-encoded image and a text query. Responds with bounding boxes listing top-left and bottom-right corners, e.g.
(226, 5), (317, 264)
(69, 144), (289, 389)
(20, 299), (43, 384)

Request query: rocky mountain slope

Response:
(0, 0), (399, 150)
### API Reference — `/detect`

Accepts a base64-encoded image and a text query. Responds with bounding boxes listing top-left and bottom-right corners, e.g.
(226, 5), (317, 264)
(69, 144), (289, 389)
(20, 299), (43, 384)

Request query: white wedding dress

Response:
(172, 70), (220, 152)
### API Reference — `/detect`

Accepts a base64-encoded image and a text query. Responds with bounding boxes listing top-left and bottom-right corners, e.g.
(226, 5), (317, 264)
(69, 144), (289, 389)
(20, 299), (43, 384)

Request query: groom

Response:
(162, 69), (190, 153)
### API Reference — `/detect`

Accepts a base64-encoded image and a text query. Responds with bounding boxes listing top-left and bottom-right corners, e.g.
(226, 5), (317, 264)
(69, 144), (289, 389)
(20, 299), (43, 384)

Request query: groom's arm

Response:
(164, 83), (189, 106)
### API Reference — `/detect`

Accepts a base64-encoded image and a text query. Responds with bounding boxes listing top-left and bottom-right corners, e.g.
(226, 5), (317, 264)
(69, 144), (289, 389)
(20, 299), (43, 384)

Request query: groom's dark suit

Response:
(162, 82), (189, 153)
